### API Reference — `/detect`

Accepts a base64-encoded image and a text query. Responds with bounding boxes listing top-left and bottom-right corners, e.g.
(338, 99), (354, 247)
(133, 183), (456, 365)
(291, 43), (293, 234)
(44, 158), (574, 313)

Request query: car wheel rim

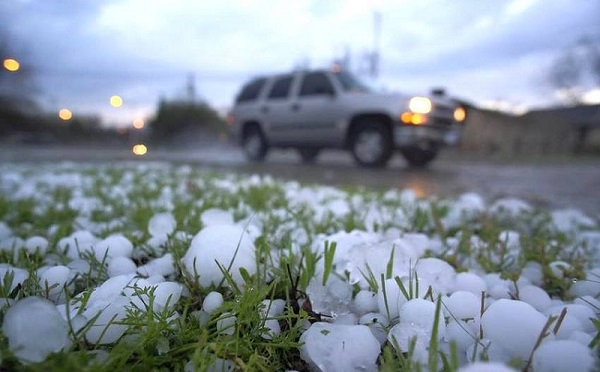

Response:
(355, 131), (383, 163)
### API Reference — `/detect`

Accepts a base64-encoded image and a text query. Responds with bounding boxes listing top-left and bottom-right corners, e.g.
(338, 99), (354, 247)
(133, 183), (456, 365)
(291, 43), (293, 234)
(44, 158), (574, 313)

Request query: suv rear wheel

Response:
(242, 125), (268, 161)
(350, 121), (393, 167)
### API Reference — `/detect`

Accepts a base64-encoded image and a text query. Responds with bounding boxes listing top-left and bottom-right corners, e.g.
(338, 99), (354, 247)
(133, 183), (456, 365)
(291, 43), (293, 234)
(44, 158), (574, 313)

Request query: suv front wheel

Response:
(350, 121), (393, 167)
(242, 125), (268, 162)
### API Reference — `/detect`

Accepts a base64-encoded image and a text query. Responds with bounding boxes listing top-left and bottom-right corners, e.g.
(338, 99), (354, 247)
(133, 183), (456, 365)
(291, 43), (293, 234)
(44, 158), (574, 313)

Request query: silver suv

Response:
(228, 68), (466, 167)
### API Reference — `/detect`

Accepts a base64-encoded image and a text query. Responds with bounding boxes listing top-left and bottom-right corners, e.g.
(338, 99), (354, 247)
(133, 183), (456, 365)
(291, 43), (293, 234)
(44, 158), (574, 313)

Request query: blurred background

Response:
(0, 0), (599, 155)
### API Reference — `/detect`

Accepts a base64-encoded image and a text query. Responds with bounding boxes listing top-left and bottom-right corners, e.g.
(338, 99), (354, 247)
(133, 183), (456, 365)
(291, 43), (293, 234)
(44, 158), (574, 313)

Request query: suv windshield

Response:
(333, 71), (373, 93)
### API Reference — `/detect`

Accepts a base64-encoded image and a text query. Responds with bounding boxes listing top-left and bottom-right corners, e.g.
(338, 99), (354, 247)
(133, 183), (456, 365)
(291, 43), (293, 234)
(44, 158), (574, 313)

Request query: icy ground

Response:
(0, 162), (599, 371)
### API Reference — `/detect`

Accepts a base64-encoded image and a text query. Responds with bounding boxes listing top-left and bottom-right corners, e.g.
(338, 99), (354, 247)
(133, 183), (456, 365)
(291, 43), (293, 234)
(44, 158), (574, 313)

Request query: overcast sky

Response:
(2, 0), (600, 125)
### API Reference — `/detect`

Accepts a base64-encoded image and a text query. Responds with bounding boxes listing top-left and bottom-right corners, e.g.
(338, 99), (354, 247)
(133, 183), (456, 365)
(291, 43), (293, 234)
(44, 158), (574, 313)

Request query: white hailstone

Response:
(2, 297), (72, 363)
(518, 286), (552, 312)
(377, 277), (420, 320)
(93, 235), (133, 262)
(38, 265), (71, 302)
(521, 261), (544, 286)
(548, 311), (583, 340)
(415, 257), (456, 294)
(459, 361), (517, 372)
(489, 197), (532, 219)
(107, 257), (137, 277)
(0, 236), (24, 252)
(551, 209), (595, 233)
(548, 261), (572, 279)
(466, 338), (511, 364)
(58, 230), (98, 259)
(484, 274), (512, 300)
(546, 304), (596, 333)
(353, 290), (379, 315)
(202, 291), (224, 314)
(573, 295), (600, 312)
(137, 253), (176, 277)
(306, 275), (353, 318)
(260, 299), (286, 317)
(205, 358), (236, 372)
(25, 236), (49, 254)
(400, 233), (430, 257)
(84, 297), (129, 344)
(88, 274), (135, 304)
(145, 235), (168, 252)
(569, 269), (600, 297)
(333, 313), (358, 325)
(447, 319), (478, 351)
(67, 259), (91, 276)
(201, 208), (234, 227)
(399, 298), (446, 340)
(481, 299), (549, 361)
(300, 323), (381, 372)
(0, 265), (29, 292)
(358, 312), (389, 344)
(148, 212), (177, 238)
(454, 272), (487, 295)
(532, 340), (594, 372)
(216, 312), (237, 335)
(498, 230), (521, 251)
(0, 222), (11, 240)
(152, 281), (182, 311)
(568, 330), (593, 346)
(388, 322), (431, 364)
(195, 310), (211, 327)
(444, 291), (481, 320)
(442, 193), (486, 229)
(261, 319), (281, 340)
(182, 225), (256, 288)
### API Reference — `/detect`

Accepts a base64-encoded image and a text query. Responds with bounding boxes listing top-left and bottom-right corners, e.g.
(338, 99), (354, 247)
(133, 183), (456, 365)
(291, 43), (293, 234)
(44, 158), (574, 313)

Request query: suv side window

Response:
(299, 72), (334, 96)
(267, 75), (293, 99)
(236, 78), (267, 103)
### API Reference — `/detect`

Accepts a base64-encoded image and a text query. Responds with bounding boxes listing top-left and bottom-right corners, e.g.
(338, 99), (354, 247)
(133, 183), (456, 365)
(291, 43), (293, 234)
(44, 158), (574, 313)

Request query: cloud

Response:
(1, 0), (599, 125)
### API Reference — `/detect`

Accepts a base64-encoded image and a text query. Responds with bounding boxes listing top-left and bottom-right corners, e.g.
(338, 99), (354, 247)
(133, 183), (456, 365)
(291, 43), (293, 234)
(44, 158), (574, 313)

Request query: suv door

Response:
(294, 71), (340, 145)
(261, 74), (297, 145)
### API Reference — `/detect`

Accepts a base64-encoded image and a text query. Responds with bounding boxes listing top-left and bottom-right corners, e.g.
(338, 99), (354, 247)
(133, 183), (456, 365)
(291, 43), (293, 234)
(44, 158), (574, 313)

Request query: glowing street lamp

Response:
(110, 95), (123, 107)
(58, 109), (72, 121)
(132, 118), (144, 129)
(132, 144), (147, 156)
(3, 58), (20, 72)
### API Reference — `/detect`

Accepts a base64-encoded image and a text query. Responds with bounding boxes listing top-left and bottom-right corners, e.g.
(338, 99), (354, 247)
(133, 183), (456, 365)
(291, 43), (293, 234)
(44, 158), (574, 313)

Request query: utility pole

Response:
(371, 11), (382, 78)
(186, 73), (196, 103)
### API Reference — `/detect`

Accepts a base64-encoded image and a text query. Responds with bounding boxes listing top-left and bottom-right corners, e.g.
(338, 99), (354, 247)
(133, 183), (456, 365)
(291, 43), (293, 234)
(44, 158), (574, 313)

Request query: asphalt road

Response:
(1, 143), (599, 218)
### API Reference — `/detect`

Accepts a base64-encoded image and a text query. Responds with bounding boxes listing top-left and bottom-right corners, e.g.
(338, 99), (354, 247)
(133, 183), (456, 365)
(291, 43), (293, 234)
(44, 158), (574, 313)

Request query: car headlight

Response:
(409, 97), (432, 114)
(453, 106), (466, 122)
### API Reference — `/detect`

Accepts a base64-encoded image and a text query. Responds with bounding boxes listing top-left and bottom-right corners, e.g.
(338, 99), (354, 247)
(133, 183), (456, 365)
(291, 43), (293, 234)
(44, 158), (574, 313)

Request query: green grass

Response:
(0, 163), (598, 371)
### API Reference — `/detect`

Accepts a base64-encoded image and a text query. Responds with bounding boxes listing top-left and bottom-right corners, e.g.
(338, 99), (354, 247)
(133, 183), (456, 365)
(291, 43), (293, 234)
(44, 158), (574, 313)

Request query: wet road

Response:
(1, 143), (599, 217)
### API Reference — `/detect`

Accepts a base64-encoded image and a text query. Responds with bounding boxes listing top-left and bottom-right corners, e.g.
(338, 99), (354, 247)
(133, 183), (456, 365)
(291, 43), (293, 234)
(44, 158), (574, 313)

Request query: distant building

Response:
(459, 104), (600, 156)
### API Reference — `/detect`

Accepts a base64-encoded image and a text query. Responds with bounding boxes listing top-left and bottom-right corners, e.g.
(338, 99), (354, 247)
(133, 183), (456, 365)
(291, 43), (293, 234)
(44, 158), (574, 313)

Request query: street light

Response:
(110, 95), (123, 107)
(58, 109), (72, 121)
(132, 118), (144, 129)
(3, 58), (20, 72)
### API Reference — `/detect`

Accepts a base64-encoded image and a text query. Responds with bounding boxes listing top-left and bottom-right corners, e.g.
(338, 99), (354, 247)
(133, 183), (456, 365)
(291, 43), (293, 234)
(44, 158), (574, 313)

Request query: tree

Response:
(148, 98), (226, 144)
(548, 37), (600, 104)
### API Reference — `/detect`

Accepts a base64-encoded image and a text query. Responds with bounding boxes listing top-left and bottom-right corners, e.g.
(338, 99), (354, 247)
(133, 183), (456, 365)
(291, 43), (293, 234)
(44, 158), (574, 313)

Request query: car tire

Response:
(242, 125), (268, 162)
(298, 148), (320, 163)
(350, 121), (393, 167)
(400, 146), (438, 167)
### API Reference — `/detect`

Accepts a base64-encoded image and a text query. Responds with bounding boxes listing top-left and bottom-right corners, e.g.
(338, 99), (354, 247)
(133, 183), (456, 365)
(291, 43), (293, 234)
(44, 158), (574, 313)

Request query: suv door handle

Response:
(291, 103), (301, 111)
(260, 106), (269, 113)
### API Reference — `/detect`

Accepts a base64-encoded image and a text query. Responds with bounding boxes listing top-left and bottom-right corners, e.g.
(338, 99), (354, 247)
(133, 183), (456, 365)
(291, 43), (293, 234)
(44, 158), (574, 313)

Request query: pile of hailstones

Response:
(1, 204), (600, 371)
